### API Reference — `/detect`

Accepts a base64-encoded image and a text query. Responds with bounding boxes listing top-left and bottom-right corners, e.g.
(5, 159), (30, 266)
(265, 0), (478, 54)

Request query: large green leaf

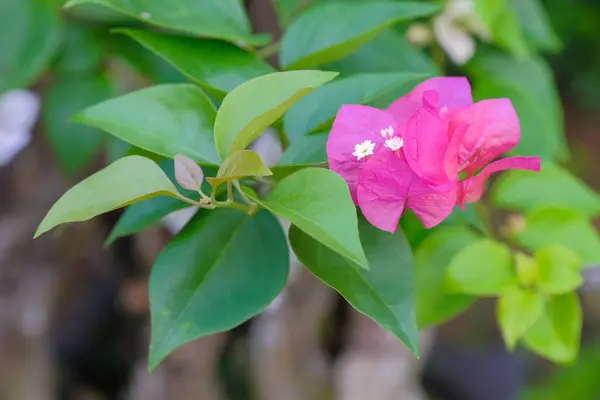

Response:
(277, 133), (327, 166)
(523, 293), (582, 364)
(73, 84), (220, 165)
(43, 74), (113, 175)
(467, 49), (567, 161)
(64, 0), (268, 46)
(0, 0), (62, 92)
(446, 239), (516, 296)
(289, 217), (418, 355)
(213, 71), (338, 160)
(491, 163), (600, 217)
(415, 227), (478, 327)
(35, 156), (182, 238)
(149, 208), (288, 369)
(283, 72), (429, 141)
(516, 207), (600, 266)
(115, 29), (275, 99)
(249, 168), (367, 269)
(279, 1), (440, 69)
(510, 0), (561, 52)
(497, 287), (544, 350)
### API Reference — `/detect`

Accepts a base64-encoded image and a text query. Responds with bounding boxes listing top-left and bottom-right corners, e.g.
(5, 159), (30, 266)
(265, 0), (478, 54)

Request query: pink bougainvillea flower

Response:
(326, 76), (540, 233)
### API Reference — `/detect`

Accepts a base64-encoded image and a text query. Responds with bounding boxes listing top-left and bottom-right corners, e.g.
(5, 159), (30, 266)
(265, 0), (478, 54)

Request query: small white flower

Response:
(352, 140), (375, 160)
(385, 137), (404, 151)
(380, 126), (395, 140)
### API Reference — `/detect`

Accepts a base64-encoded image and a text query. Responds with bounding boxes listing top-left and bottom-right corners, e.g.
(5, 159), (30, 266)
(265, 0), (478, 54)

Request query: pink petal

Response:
(403, 107), (454, 188)
(450, 99), (520, 174)
(458, 156), (541, 207)
(386, 77), (473, 129)
(356, 150), (412, 233)
(407, 177), (458, 228)
(326, 104), (397, 202)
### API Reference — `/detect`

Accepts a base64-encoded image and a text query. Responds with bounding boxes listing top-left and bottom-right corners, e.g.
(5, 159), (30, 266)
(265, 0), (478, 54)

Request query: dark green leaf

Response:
(0, 0), (62, 92)
(35, 156), (182, 238)
(214, 71), (338, 160)
(283, 72), (429, 141)
(249, 168), (367, 269)
(43, 74), (113, 175)
(467, 49), (567, 161)
(149, 209), (289, 368)
(497, 287), (544, 350)
(523, 293), (582, 363)
(510, 0), (561, 52)
(115, 29), (275, 99)
(65, 0), (269, 46)
(491, 163), (600, 217)
(277, 133), (327, 166)
(415, 227), (478, 327)
(516, 207), (600, 266)
(279, 1), (440, 69)
(289, 217), (419, 355)
(55, 23), (104, 74)
(73, 84), (220, 165)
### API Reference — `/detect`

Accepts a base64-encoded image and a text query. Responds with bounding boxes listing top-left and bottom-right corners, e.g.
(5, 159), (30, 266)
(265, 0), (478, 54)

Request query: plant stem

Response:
(256, 41), (280, 59)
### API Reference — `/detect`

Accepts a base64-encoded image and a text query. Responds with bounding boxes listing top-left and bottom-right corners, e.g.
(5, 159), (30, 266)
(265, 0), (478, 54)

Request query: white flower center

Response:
(385, 136), (404, 151)
(380, 126), (395, 140)
(352, 140), (375, 160)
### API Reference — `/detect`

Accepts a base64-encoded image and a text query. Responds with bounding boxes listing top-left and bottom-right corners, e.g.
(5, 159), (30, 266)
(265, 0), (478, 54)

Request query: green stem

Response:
(257, 41), (280, 59)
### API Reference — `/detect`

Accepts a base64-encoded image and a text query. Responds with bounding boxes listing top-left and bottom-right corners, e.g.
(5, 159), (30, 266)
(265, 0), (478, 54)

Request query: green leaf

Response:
(279, 1), (440, 69)
(277, 133), (327, 166)
(35, 156), (182, 238)
(475, 0), (529, 58)
(64, 0), (268, 47)
(523, 293), (582, 364)
(206, 150), (272, 187)
(446, 238), (516, 295)
(55, 23), (104, 74)
(248, 168), (367, 269)
(73, 84), (220, 165)
(325, 29), (438, 76)
(515, 252), (539, 288)
(491, 163), (600, 217)
(283, 72), (429, 141)
(516, 207), (600, 266)
(414, 227), (478, 327)
(0, 0), (62, 92)
(289, 217), (418, 355)
(509, 0), (561, 52)
(213, 70), (338, 160)
(149, 208), (289, 369)
(43, 74), (113, 175)
(497, 287), (544, 350)
(115, 29), (275, 99)
(466, 49), (567, 161)
(535, 245), (583, 294)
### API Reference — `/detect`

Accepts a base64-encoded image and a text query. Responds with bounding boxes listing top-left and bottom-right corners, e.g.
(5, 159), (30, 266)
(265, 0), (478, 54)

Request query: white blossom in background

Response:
(0, 90), (40, 167)
(431, 0), (491, 65)
(162, 206), (198, 235)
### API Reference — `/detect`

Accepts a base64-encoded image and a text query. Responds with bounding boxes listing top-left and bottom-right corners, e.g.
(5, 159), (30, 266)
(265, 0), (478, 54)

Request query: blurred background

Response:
(1, 0), (600, 399)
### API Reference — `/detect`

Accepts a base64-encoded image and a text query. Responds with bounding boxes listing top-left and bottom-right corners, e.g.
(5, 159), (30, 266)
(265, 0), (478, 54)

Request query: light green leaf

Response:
(64, 0), (268, 46)
(446, 238), (516, 295)
(0, 0), (62, 92)
(475, 0), (529, 58)
(536, 245), (583, 294)
(149, 208), (289, 369)
(515, 252), (539, 288)
(414, 227), (478, 328)
(277, 133), (327, 166)
(491, 163), (600, 217)
(35, 156), (182, 238)
(289, 217), (418, 356)
(72, 84), (220, 165)
(497, 287), (544, 350)
(523, 293), (582, 364)
(467, 49), (567, 161)
(516, 207), (600, 266)
(283, 72), (429, 141)
(214, 70), (338, 160)
(249, 168), (367, 269)
(115, 29), (275, 99)
(510, 0), (561, 52)
(206, 150), (272, 187)
(279, 1), (440, 69)
(43, 74), (113, 175)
